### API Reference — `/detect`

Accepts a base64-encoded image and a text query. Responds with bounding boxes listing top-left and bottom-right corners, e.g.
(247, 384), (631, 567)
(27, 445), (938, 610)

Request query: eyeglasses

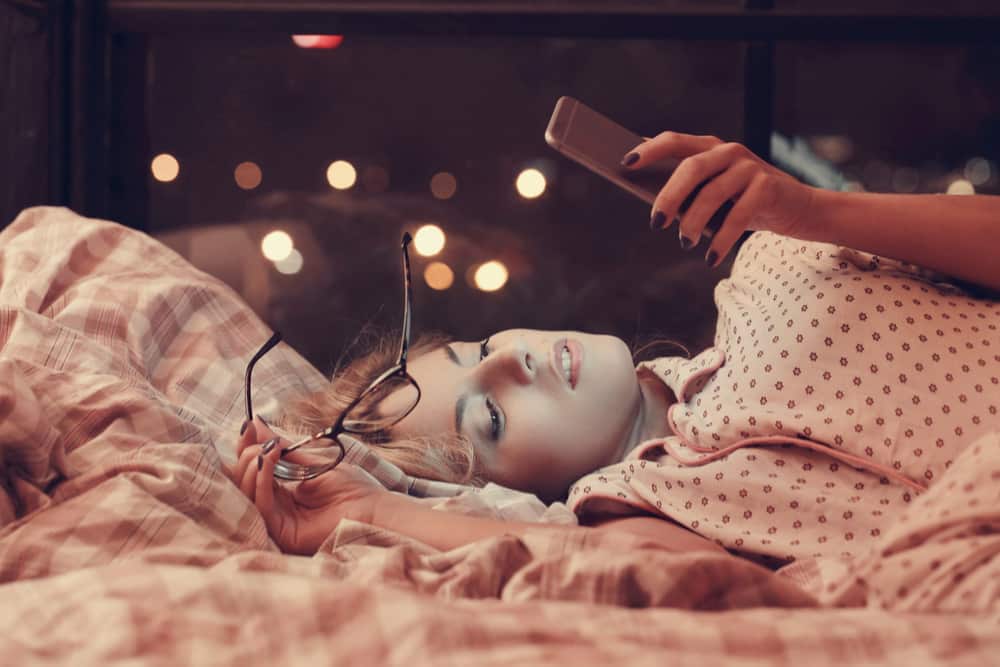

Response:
(243, 232), (422, 481)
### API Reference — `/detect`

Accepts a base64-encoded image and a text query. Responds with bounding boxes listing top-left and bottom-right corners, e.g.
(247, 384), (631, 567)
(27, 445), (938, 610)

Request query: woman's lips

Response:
(566, 339), (582, 389)
(552, 338), (583, 389)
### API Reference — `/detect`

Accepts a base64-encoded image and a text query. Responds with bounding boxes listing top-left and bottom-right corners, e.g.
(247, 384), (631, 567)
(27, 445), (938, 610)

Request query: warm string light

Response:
(234, 161), (262, 190)
(515, 168), (546, 199)
(275, 249), (304, 275)
(261, 230), (293, 262)
(260, 230), (303, 275)
(413, 224), (446, 256)
(327, 160), (357, 190)
(424, 262), (454, 290)
(430, 172), (457, 200)
(151, 154), (179, 182)
(947, 179), (975, 195)
(152, 144), (996, 293)
(473, 261), (509, 292)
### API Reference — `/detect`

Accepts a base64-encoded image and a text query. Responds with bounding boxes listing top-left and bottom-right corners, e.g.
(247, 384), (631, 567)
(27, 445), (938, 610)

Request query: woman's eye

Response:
(485, 397), (501, 440)
(478, 338), (502, 440)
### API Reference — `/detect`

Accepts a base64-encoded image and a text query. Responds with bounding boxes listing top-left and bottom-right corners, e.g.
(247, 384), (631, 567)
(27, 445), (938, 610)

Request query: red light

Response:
(291, 35), (344, 49)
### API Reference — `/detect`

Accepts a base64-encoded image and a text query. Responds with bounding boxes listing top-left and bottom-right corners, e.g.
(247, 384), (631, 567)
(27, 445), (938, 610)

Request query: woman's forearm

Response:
(370, 492), (726, 554)
(802, 189), (1000, 292)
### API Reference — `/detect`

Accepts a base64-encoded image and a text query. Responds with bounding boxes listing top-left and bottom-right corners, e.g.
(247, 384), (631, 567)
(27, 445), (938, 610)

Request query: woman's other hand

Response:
(622, 132), (817, 267)
(228, 417), (387, 555)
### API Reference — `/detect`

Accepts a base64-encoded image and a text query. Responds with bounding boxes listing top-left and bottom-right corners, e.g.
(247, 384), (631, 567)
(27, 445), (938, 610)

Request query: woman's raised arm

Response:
(623, 132), (1000, 292)
(802, 188), (1000, 292)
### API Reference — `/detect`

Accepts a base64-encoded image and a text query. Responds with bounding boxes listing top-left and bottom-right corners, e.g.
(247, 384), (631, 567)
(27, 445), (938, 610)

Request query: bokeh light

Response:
(291, 35), (344, 49)
(414, 224), (446, 257)
(964, 157), (992, 186)
(424, 262), (454, 290)
(809, 135), (854, 164)
(474, 261), (509, 292)
(261, 230), (294, 262)
(327, 160), (357, 190)
(274, 248), (304, 275)
(430, 172), (458, 200)
(234, 161), (262, 190)
(151, 153), (180, 182)
(516, 168), (546, 199)
(946, 179), (975, 195)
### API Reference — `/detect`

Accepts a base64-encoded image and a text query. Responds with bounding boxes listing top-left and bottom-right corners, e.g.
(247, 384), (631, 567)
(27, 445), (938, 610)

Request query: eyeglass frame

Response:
(242, 231), (421, 481)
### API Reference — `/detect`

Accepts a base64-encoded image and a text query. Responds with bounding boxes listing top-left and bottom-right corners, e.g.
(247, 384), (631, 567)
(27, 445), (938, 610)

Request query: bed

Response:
(1, 206), (997, 665)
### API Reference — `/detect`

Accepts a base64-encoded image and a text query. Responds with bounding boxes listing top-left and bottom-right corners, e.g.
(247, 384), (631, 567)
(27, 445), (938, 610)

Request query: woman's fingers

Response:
(622, 131), (723, 171)
(233, 415), (282, 481)
(702, 173), (772, 268)
(651, 142), (745, 240)
(255, 439), (284, 525)
(252, 416), (277, 441)
(625, 132), (817, 257)
(232, 438), (275, 494)
(240, 449), (261, 501)
(236, 419), (257, 458)
(674, 158), (755, 249)
(231, 447), (254, 487)
(234, 439), (260, 481)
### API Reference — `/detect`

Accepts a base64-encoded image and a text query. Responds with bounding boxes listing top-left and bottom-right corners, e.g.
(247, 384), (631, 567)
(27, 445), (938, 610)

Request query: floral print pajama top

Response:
(567, 231), (999, 566)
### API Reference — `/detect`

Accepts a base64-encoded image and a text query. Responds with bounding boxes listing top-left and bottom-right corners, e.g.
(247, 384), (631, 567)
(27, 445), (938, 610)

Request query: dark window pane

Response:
(149, 36), (744, 369)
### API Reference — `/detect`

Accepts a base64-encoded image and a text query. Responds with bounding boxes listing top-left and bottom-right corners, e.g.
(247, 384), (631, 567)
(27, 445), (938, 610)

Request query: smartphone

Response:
(545, 96), (728, 239)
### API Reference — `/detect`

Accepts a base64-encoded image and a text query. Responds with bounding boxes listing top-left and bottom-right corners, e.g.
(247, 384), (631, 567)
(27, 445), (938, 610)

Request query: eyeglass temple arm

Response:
(398, 232), (413, 363)
(245, 330), (284, 421)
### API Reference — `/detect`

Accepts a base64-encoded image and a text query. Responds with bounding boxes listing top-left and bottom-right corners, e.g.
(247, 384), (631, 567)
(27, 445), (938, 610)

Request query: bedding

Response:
(0, 207), (997, 665)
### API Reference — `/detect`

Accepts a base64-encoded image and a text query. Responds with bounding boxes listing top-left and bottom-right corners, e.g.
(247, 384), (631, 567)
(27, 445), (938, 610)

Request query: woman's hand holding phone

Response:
(622, 132), (818, 268)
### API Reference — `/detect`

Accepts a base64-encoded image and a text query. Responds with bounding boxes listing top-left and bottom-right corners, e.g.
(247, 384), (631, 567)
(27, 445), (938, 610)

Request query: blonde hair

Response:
(281, 327), (690, 487)
(281, 325), (486, 486)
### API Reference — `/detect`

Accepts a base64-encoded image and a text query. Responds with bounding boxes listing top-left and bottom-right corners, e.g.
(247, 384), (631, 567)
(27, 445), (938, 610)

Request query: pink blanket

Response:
(0, 207), (996, 665)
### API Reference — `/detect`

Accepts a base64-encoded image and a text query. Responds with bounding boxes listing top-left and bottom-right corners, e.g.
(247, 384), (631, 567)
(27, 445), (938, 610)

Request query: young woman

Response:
(229, 132), (1000, 563)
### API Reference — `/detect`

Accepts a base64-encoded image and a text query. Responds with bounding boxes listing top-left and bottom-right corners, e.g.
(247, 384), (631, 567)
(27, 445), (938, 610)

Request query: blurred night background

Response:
(2, 1), (999, 374)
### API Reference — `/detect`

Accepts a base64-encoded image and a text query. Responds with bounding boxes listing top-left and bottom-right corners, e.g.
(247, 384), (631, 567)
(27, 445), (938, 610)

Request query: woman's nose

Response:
(479, 346), (535, 385)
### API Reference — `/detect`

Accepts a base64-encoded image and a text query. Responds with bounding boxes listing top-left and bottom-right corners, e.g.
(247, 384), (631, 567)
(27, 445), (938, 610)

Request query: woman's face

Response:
(390, 329), (641, 501)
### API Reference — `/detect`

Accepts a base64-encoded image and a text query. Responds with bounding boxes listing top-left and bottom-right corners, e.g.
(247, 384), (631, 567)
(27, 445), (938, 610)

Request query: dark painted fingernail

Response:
(257, 416), (270, 427)
(679, 234), (694, 251)
(261, 438), (278, 455)
(649, 210), (666, 230)
(257, 455), (263, 471)
(240, 419), (250, 435)
(621, 152), (639, 167)
(705, 250), (718, 267)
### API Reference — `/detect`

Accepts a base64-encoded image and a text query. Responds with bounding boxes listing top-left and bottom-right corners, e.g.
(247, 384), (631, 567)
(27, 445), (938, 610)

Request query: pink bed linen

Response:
(0, 207), (996, 665)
